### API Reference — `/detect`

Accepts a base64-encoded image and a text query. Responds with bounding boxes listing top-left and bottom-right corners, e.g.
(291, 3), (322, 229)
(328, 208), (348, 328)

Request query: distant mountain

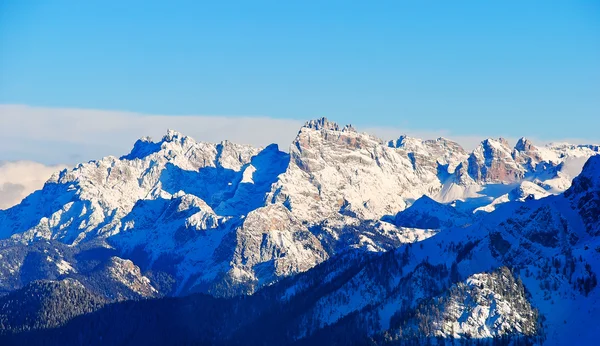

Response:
(0, 118), (597, 300)
(3, 153), (600, 343)
(0, 119), (599, 344)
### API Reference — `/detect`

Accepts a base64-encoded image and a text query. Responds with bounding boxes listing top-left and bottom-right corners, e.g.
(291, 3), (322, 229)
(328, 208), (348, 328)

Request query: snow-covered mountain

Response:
(251, 154), (600, 345)
(0, 118), (599, 344)
(4, 154), (600, 344)
(0, 118), (598, 299)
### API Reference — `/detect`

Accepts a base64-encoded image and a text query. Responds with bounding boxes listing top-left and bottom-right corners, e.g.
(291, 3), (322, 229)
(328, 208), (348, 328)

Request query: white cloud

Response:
(0, 161), (67, 210)
(0, 104), (305, 164)
(1, 104), (598, 165)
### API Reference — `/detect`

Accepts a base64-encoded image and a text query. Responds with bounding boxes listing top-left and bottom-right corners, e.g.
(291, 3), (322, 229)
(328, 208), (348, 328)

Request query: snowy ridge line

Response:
(0, 117), (598, 299)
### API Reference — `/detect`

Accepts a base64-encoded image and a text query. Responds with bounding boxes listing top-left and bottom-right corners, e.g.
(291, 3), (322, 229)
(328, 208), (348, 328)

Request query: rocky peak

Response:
(214, 140), (262, 171)
(387, 136), (467, 175)
(467, 138), (523, 183)
(479, 137), (511, 153)
(163, 129), (187, 142)
(341, 124), (357, 132)
(121, 137), (162, 161)
(512, 137), (547, 168)
(387, 135), (402, 148)
(121, 130), (195, 161)
(514, 137), (536, 152)
(303, 117), (340, 131)
(388, 135), (415, 149)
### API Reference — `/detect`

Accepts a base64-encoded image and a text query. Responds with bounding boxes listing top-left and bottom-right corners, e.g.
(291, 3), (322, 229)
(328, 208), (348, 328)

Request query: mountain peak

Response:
(412, 194), (437, 205)
(303, 117), (340, 131)
(121, 137), (162, 161)
(121, 129), (194, 161)
(388, 135), (419, 148)
(515, 137), (536, 152)
(342, 124), (357, 132)
(162, 129), (187, 142)
(482, 137), (510, 148)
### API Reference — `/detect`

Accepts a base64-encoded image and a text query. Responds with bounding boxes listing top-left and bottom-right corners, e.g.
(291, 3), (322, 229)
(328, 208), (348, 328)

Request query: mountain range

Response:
(0, 118), (599, 345)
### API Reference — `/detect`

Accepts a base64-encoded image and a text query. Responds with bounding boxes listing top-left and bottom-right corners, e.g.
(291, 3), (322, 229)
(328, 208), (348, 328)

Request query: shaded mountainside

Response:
(0, 239), (157, 300)
(0, 262), (540, 346)
(0, 279), (107, 333)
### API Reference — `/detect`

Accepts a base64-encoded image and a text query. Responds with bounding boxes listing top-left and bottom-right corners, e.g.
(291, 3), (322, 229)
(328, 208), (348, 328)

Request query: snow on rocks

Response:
(0, 118), (598, 300)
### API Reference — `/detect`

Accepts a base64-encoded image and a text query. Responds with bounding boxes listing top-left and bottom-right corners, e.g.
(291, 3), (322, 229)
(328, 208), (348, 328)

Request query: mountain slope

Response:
(0, 279), (107, 333)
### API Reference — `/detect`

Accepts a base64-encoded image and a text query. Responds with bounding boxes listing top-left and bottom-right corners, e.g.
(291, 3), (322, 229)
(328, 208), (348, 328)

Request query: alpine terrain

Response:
(0, 118), (599, 345)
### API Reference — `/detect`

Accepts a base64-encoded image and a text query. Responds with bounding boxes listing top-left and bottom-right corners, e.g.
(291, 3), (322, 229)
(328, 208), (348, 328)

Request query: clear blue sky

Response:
(1, 0), (599, 141)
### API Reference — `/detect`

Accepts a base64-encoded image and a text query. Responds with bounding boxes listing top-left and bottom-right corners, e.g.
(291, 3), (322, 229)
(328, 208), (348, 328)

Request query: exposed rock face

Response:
(103, 257), (158, 299)
(230, 205), (328, 288)
(269, 119), (441, 224)
(467, 138), (525, 183)
(515, 137), (536, 153)
(389, 136), (468, 176)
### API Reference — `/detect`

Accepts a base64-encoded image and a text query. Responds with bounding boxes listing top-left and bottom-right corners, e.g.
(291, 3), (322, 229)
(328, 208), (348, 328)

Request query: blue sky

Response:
(1, 0), (599, 144)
